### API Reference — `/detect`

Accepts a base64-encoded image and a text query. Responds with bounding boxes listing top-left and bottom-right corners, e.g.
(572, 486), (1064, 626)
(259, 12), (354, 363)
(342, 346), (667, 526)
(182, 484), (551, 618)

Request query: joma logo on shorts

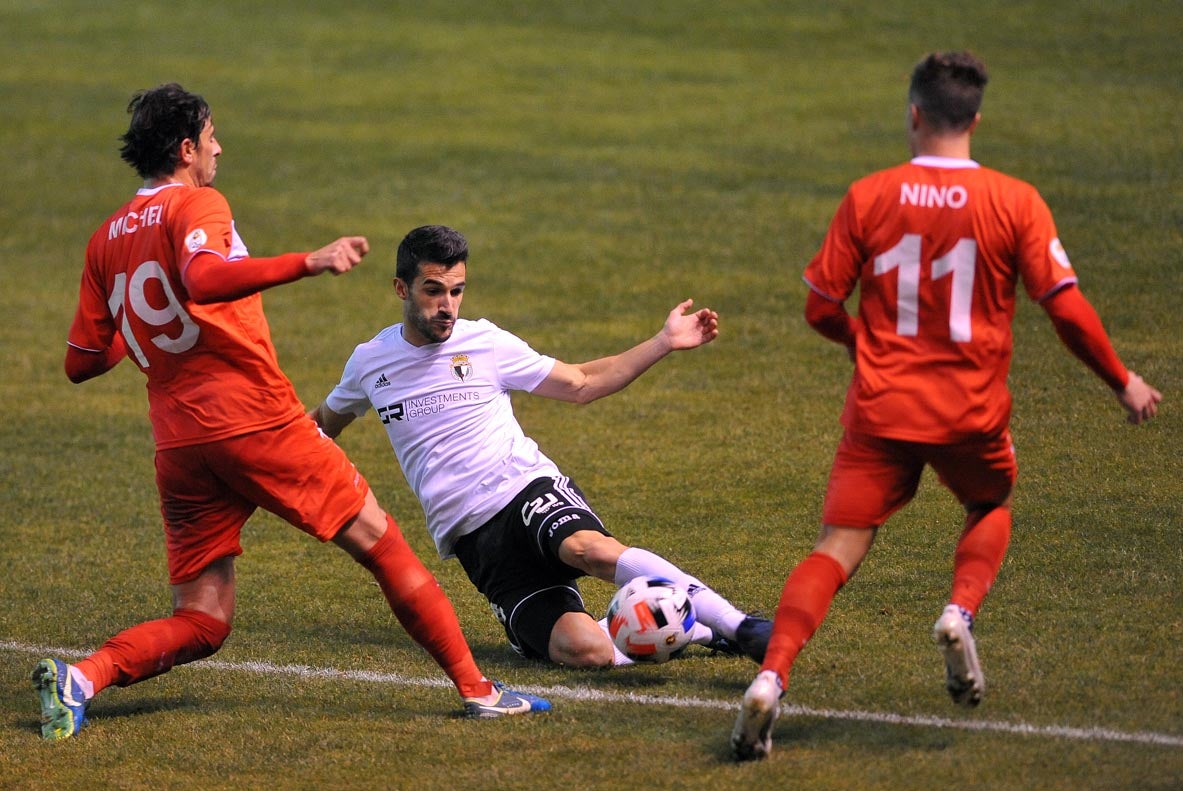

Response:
(546, 513), (580, 538)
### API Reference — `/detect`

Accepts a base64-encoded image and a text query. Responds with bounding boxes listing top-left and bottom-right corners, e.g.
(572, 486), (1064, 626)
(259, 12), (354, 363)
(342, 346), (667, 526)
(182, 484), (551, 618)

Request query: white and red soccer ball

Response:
(606, 576), (696, 663)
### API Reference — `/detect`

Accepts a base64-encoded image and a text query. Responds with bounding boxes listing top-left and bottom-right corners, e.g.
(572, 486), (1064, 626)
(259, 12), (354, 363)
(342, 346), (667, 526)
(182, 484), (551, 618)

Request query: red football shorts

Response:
(821, 429), (1017, 529)
(155, 417), (370, 584)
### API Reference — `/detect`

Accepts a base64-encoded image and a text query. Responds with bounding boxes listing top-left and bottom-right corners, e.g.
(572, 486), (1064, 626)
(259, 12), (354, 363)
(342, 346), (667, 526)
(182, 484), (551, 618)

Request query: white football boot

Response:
(731, 670), (784, 761)
(933, 604), (984, 707)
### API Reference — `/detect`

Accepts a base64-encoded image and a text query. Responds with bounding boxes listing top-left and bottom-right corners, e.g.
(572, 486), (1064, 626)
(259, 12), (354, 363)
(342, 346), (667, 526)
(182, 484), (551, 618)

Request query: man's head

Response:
(119, 83), (218, 183)
(908, 51), (988, 133)
(394, 225), (469, 346)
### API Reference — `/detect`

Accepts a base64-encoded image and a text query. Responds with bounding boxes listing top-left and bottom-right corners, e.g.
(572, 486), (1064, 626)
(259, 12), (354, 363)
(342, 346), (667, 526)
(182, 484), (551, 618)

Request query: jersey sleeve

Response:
(1014, 187), (1078, 302)
(174, 188), (239, 277)
(183, 251), (309, 303)
(324, 348), (374, 418)
(67, 238), (117, 352)
(486, 321), (556, 392)
(1042, 284), (1128, 391)
(803, 187), (865, 301)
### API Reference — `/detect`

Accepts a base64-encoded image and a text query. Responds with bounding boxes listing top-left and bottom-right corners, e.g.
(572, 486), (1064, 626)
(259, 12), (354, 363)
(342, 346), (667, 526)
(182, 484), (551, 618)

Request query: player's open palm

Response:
(664, 299), (720, 350)
(307, 236), (370, 276)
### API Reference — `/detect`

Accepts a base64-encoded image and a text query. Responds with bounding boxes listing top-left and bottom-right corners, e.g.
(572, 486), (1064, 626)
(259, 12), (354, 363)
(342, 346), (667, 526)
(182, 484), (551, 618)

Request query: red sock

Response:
(762, 552), (848, 688)
(950, 506), (1012, 615)
(74, 608), (231, 694)
(359, 516), (491, 699)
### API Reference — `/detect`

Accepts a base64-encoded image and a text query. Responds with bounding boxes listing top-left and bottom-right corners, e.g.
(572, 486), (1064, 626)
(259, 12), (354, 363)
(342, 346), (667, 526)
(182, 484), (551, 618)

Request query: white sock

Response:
(687, 621), (716, 646)
(597, 618), (636, 666)
(613, 547), (747, 639)
(68, 664), (95, 701)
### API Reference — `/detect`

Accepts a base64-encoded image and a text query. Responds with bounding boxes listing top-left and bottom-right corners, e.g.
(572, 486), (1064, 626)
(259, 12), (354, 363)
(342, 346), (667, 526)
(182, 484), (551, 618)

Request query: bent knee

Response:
(547, 613), (616, 668)
(551, 640), (615, 669)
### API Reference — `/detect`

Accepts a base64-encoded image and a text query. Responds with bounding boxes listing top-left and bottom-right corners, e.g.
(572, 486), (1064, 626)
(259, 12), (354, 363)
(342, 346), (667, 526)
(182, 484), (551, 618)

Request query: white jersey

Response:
(326, 318), (559, 558)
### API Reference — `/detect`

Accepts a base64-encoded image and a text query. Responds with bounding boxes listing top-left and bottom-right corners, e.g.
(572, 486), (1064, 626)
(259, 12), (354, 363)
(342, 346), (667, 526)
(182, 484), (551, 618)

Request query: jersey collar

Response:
(136, 182), (188, 196)
(910, 155), (980, 169)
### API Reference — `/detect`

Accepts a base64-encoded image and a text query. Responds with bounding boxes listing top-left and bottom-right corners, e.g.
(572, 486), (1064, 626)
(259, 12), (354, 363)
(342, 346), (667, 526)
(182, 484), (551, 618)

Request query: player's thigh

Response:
(927, 431), (1017, 507)
(517, 476), (613, 569)
(211, 418), (369, 542)
(156, 444), (254, 585)
(821, 430), (925, 528)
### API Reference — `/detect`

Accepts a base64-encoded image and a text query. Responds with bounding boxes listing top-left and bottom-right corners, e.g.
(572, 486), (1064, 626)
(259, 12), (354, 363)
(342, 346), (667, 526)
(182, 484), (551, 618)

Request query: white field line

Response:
(5, 640), (1180, 748)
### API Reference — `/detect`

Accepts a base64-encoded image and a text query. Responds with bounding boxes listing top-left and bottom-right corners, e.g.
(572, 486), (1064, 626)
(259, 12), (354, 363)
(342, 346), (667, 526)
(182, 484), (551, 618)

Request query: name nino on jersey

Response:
(375, 354), (481, 424)
(900, 182), (968, 209)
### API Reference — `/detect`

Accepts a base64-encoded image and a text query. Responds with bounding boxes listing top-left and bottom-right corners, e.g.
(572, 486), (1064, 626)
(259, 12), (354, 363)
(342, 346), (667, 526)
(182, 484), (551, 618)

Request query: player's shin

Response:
(762, 552), (848, 685)
(950, 505), (1012, 615)
(74, 608), (231, 692)
(359, 516), (492, 699)
(612, 547), (746, 637)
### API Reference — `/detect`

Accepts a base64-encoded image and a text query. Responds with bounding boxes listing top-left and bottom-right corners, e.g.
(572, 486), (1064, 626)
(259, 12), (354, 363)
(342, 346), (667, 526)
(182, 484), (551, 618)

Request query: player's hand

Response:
(306, 236), (370, 275)
(1117, 371), (1162, 424)
(662, 298), (719, 351)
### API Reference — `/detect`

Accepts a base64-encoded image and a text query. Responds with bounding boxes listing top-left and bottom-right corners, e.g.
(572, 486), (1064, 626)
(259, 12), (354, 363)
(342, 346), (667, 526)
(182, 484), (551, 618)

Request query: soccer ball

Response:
(606, 576), (696, 663)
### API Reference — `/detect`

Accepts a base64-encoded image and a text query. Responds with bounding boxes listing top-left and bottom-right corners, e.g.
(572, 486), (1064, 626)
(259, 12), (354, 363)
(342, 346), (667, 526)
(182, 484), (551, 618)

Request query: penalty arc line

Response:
(3, 640), (1180, 749)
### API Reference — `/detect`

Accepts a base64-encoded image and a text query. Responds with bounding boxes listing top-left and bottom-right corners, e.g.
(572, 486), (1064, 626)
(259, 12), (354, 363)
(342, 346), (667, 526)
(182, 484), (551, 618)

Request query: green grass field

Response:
(1, 2), (1179, 789)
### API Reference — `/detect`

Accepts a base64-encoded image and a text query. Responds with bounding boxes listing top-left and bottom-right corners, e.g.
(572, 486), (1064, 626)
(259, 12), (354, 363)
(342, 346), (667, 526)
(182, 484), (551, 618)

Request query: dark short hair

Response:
(396, 225), (469, 283)
(908, 51), (988, 132)
(118, 83), (211, 179)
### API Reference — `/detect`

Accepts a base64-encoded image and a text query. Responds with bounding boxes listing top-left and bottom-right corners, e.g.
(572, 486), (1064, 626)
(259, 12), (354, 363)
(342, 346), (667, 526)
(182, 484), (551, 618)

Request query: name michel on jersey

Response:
(108, 205), (165, 238)
(376, 389), (481, 423)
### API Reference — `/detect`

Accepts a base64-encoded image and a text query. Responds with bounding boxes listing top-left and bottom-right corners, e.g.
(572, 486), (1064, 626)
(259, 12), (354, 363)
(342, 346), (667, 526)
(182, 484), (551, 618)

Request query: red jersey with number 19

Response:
(68, 183), (305, 449)
(804, 157), (1078, 443)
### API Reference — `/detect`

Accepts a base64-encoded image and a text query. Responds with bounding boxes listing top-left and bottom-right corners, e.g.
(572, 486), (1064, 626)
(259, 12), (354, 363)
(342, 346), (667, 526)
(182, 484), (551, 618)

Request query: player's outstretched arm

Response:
(184, 236), (371, 304)
(531, 299), (719, 405)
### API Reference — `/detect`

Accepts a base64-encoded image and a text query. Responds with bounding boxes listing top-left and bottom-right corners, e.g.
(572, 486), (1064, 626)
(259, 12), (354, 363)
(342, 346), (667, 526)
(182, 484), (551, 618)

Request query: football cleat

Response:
(32, 658), (90, 741)
(707, 616), (774, 663)
(933, 604), (985, 707)
(734, 616), (774, 663)
(462, 681), (552, 719)
(731, 670), (784, 761)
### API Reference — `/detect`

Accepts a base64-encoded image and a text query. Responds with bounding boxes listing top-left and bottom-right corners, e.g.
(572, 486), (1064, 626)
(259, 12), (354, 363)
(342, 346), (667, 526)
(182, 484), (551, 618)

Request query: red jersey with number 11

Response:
(803, 157), (1078, 443)
(68, 183), (304, 449)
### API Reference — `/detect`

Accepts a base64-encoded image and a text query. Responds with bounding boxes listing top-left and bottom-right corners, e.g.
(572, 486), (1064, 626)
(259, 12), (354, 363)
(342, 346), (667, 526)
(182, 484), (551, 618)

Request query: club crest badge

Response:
(450, 354), (473, 382)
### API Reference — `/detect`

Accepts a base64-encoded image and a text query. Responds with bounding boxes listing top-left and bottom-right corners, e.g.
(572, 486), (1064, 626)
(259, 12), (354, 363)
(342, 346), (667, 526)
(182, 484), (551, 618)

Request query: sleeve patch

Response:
(1050, 237), (1072, 269)
(185, 228), (209, 253)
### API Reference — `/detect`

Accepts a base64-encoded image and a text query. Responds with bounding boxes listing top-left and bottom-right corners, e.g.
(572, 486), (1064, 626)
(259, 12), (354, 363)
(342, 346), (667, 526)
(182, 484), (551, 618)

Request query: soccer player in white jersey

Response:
(311, 225), (771, 667)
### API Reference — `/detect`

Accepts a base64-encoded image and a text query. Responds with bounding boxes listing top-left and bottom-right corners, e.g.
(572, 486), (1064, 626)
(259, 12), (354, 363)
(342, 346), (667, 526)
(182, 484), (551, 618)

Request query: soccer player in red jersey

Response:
(731, 52), (1162, 761)
(33, 84), (548, 740)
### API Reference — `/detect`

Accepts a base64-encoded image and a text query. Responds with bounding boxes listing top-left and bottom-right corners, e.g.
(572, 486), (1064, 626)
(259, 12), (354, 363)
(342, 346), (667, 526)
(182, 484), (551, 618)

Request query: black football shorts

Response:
(452, 475), (612, 660)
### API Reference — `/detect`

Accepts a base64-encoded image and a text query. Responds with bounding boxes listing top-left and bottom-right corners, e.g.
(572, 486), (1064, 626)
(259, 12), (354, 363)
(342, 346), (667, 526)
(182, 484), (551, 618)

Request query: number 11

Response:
(873, 234), (977, 342)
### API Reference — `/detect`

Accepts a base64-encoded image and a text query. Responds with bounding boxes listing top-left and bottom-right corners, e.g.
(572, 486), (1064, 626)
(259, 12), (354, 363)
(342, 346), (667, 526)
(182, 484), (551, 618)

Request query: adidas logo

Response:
(374, 373), (391, 389)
